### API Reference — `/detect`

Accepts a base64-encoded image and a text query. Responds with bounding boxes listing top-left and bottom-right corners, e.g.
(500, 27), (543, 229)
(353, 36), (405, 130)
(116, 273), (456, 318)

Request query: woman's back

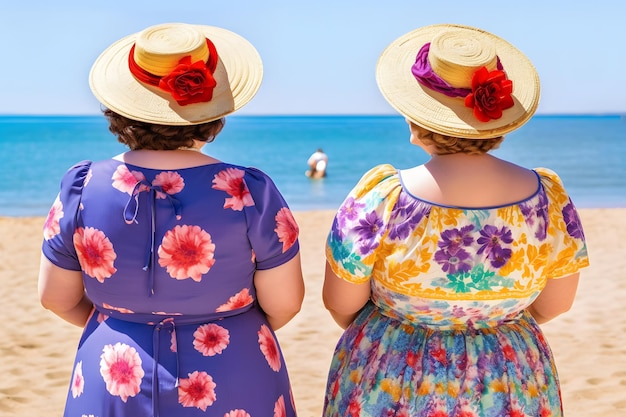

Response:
(400, 153), (539, 208)
(56, 158), (298, 316)
(327, 163), (588, 326)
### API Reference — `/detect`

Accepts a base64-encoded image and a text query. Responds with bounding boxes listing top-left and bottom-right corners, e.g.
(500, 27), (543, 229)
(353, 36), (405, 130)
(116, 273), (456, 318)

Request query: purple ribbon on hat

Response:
(411, 43), (503, 98)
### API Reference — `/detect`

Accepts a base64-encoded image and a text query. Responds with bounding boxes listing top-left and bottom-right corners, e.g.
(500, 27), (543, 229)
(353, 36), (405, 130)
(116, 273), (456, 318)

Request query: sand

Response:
(1, 208), (625, 416)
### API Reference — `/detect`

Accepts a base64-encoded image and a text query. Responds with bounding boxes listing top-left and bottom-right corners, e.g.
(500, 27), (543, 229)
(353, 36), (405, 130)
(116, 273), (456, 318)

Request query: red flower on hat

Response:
(464, 67), (514, 122)
(159, 56), (217, 106)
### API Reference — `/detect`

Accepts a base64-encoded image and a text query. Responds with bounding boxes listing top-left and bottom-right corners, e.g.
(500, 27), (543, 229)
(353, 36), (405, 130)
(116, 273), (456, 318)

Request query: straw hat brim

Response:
(89, 24), (263, 125)
(376, 24), (540, 139)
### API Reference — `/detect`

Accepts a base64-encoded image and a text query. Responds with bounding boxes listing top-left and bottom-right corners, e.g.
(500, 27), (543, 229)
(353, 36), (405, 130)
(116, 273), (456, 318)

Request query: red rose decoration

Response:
(158, 56), (217, 106)
(464, 66), (514, 122)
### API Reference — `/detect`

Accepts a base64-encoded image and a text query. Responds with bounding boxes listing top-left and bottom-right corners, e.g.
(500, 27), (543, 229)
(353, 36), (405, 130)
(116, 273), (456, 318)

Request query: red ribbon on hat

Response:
(129, 38), (219, 106)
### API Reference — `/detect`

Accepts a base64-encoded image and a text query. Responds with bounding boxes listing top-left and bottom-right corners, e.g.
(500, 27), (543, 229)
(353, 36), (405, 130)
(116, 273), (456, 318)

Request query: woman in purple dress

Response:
(38, 23), (304, 417)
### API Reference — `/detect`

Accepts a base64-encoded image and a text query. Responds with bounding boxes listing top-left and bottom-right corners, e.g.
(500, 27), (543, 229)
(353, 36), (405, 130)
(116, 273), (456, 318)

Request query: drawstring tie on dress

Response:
(152, 318), (178, 417)
(123, 180), (182, 296)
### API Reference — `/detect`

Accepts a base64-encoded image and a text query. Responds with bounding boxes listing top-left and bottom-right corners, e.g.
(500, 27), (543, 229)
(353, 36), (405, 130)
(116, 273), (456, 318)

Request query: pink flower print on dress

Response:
(111, 165), (147, 195)
(101, 303), (134, 314)
(99, 342), (144, 402)
(455, 398), (479, 417)
(537, 398), (553, 417)
(170, 329), (177, 353)
(347, 397), (362, 416)
(258, 324), (281, 372)
(74, 227), (117, 283)
(274, 207), (299, 253)
(158, 225), (216, 281)
(274, 395), (286, 417)
(193, 323), (230, 356)
(289, 388), (296, 413)
(212, 168), (255, 211)
(178, 370), (217, 411)
(215, 288), (254, 312)
(508, 406), (526, 417)
(430, 347), (447, 366)
(71, 361), (84, 398)
(152, 171), (185, 199)
(43, 195), (64, 240)
(224, 410), (251, 417)
(501, 343), (517, 362)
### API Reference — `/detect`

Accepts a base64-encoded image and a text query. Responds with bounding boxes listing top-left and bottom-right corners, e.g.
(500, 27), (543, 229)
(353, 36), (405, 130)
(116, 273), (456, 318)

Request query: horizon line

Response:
(1, 112), (625, 118)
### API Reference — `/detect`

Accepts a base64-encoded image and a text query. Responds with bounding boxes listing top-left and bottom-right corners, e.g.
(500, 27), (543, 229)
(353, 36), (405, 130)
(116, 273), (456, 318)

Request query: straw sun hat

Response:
(89, 23), (263, 125)
(376, 24), (540, 139)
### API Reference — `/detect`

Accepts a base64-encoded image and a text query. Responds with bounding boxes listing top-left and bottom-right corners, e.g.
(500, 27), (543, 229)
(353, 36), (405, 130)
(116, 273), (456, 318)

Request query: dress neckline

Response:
(397, 169), (543, 210)
(110, 158), (227, 172)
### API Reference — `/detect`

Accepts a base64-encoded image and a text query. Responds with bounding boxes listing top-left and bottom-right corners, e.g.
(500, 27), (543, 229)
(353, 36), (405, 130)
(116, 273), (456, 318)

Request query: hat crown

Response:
(134, 23), (210, 76)
(428, 30), (498, 89)
(375, 24), (540, 139)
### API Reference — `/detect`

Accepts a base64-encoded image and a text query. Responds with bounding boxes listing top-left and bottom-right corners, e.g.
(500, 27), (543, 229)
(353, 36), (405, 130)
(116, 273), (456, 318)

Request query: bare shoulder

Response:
(401, 156), (539, 207)
(494, 159), (539, 194)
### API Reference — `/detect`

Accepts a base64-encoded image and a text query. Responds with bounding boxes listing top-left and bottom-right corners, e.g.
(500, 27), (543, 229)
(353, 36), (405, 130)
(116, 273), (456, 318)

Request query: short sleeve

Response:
(243, 167), (300, 270)
(41, 160), (92, 270)
(536, 167), (590, 279)
(325, 164), (402, 283)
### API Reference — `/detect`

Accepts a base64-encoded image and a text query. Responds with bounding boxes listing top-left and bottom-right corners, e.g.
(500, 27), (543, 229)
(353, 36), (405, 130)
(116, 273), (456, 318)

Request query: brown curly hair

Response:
(104, 109), (226, 150)
(412, 123), (503, 155)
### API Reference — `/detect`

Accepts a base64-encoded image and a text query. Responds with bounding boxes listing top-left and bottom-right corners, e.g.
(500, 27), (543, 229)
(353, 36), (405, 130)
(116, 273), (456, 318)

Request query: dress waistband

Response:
(96, 302), (255, 326)
(372, 302), (528, 332)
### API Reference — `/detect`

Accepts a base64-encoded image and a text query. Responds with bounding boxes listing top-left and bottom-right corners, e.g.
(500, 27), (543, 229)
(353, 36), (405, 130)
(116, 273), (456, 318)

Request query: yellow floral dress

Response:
(324, 164), (589, 417)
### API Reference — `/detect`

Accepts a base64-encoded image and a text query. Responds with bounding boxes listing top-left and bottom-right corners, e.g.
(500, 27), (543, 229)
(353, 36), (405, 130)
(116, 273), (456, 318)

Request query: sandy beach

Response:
(1, 208), (625, 416)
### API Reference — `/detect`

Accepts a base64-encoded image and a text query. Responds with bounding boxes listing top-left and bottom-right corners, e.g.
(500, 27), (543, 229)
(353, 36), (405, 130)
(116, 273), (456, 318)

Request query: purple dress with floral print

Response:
(42, 159), (300, 417)
(324, 164), (589, 417)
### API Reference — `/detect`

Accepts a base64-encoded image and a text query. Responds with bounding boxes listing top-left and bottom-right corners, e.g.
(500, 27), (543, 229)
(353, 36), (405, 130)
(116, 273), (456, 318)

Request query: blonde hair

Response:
(413, 123), (503, 155)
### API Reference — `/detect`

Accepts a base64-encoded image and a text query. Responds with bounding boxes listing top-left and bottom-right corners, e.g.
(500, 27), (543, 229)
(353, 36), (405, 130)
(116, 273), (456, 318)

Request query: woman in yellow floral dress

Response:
(322, 24), (589, 417)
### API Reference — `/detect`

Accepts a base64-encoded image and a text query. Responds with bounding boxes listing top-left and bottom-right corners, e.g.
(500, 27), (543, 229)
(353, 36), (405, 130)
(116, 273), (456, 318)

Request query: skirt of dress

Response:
(63, 306), (297, 417)
(323, 302), (563, 417)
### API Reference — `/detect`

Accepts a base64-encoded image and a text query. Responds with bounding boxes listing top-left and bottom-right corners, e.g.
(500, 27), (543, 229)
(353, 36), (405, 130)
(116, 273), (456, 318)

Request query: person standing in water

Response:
(306, 148), (328, 178)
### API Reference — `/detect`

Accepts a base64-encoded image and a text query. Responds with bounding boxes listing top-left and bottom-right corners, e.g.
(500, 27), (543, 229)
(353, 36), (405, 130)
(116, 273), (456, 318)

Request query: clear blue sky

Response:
(2, 1), (624, 115)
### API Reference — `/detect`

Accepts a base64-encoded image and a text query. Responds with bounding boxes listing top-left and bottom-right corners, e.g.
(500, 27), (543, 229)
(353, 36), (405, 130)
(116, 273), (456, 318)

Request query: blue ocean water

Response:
(1, 114), (625, 217)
